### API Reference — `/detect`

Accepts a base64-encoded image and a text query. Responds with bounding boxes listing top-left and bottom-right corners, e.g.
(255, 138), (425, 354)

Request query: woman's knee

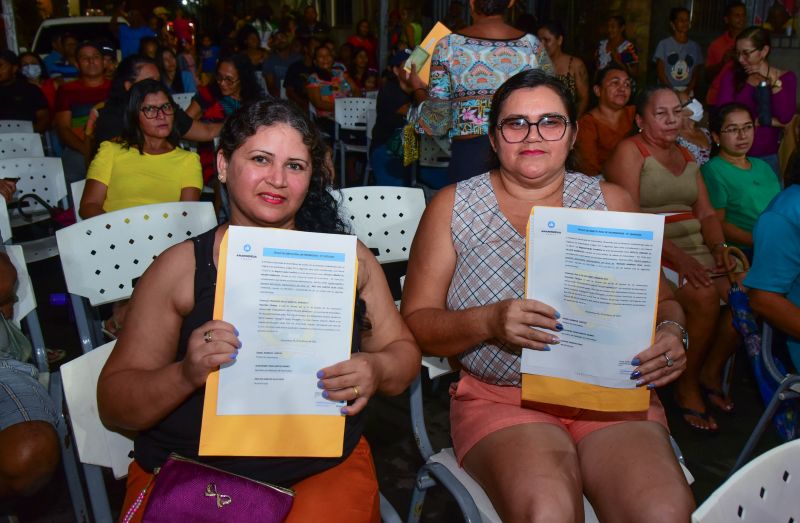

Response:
(0, 421), (60, 497)
(678, 283), (720, 313)
(504, 484), (583, 523)
(636, 485), (695, 523)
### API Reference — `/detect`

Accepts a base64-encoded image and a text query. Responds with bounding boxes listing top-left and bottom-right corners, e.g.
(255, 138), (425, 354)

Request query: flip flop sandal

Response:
(675, 404), (719, 433)
(701, 386), (735, 413)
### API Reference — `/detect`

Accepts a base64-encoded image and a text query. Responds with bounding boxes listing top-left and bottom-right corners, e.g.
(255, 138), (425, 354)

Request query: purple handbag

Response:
(128, 454), (294, 523)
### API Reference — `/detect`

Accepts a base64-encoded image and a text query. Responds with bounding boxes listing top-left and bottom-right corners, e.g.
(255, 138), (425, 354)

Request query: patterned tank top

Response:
(447, 171), (607, 386)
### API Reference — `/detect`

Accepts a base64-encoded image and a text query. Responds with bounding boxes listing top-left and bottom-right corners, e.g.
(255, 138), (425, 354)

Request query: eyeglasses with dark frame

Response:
(217, 75), (240, 85)
(140, 102), (175, 119)
(720, 123), (755, 135)
(498, 115), (571, 143)
(736, 47), (761, 59)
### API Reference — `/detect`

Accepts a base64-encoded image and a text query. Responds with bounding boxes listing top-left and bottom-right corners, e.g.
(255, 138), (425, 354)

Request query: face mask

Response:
(685, 98), (704, 122)
(21, 64), (41, 80)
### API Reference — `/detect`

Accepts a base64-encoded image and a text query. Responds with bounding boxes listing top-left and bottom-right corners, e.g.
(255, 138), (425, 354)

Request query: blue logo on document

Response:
(547, 220), (556, 229)
(243, 244), (252, 253)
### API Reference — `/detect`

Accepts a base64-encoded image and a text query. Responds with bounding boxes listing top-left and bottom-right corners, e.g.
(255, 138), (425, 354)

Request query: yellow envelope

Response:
(199, 230), (346, 457)
(522, 209), (651, 412)
(404, 22), (451, 85)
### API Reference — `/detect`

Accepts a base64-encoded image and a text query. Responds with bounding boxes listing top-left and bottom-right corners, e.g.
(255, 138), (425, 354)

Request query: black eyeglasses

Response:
(141, 103), (175, 119)
(720, 123), (754, 135)
(498, 115), (570, 143)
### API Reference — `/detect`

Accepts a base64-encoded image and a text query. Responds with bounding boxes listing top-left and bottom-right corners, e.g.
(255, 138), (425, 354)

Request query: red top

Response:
(705, 32), (735, 105)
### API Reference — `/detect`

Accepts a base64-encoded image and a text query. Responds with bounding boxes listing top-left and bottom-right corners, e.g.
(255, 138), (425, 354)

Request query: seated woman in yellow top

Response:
(80, 79), (202, 218)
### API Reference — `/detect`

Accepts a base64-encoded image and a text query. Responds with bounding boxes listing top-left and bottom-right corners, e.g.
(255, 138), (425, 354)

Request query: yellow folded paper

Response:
(404, 22), (451, 85)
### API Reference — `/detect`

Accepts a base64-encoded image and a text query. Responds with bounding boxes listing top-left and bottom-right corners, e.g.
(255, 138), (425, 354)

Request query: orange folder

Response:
(199, 230), (347, 457)
(404, 22), (451, 85)
(521, 209), (651, 413)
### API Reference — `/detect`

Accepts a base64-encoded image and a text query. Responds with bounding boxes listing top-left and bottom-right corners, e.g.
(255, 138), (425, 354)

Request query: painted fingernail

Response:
(555, 323), (564, 331)
(316, 370), (324, 379)
(636, 379), (645, 387)
(647, 383), (657, 390)
(554, 310), (561, 319)
(317, 380), (324, 389)
(631, 357), (641, 366)
(238, 341), (243, 348)
(230, 350), (238, 360)
(630, 370), (641, 380)
(322, 390), (329, 399)
(550, 336), (560, 344)
(541, 346), (551, 351)
(234, 328), (240, 336)
(340, 407), (349, 416)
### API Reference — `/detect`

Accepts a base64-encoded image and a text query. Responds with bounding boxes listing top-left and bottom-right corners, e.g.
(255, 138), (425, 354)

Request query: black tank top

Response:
(134, 227), (365, 486)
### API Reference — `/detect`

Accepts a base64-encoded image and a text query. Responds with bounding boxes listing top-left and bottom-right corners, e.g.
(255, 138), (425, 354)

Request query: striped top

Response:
(447, 171), (607, 386)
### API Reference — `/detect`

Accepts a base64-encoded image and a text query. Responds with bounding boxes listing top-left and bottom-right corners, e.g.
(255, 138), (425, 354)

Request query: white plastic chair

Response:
(0, 198), (11, 243)
(0, 132), (45, 158)
(56, 202), (218, 354)
(172, 92), (194, 111)
(693, 439), (799, 522)
(0, 120), (34, 134)
(334, 97), (376, 188)
(71, 180), (86, 222)
(335, 187), (425, 264)
(2, 244), (92, 522)
(418, 135), (451, 169)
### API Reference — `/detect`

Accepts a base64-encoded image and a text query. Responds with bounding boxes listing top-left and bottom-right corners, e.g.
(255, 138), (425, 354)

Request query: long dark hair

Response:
(109, 54), (157, 104)
(156, 47), (184, 93)
(121, 79), (181, 154)
(217, 99), (342, 235)
(734, 26), (770, 93)
(211, 53), (262, 103)
(488, 70), (578, 170)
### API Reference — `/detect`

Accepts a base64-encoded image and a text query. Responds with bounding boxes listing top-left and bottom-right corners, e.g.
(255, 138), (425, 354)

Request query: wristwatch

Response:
(657, 320), (689, 351)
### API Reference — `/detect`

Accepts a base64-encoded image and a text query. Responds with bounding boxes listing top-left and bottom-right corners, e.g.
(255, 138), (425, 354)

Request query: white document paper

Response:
(61, 341), (134, 479)
(521, 207), (665, 389)
(217, 226), (357, 416)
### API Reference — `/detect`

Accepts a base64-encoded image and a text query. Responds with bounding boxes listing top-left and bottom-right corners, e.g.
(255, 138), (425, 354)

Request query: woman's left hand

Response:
(317, 353), (384, 416)
(630, 328), (687, 389)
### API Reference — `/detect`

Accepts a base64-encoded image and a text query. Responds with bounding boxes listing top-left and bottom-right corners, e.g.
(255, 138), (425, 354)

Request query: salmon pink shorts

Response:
(450, 372), (669, 464)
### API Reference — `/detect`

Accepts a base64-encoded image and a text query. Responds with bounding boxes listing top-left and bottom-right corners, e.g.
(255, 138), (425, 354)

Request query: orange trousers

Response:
(120, 437), (380, 523)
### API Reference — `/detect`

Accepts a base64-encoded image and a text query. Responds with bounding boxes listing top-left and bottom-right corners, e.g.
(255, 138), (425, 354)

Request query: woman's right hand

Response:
(674, 250), (712, 288)
(489, 299), (561, 351)
(180, 320), (241, 388)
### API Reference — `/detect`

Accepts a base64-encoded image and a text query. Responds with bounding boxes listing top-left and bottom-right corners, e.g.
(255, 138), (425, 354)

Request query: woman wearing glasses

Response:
(187, 54), (263, 182)
(80, 79), (202, 219)
(606, 87), (742, 433)
(716, 26), (797, 177)
(402, 70), (694, 521)
(701, 102), (780, 254)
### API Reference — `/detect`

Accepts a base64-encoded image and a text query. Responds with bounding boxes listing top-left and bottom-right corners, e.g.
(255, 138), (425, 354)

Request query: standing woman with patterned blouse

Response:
(400, 0), (552, 183)
(596, 15), (639, 79)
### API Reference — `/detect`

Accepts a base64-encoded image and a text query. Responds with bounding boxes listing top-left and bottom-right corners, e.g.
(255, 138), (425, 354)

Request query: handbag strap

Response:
(121, 475), (155, 523)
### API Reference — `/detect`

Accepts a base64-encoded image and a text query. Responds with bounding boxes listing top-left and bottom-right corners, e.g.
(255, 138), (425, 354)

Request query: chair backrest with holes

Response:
(56, 202), (217, 306)
(173, 92), (194, 111)
(0, 198), (10, 243)
(0, 120), (34, 134)
(334, 97), (376, 131)
(0, 157), (67, 211)
(71, 180), (86, 222)
(0, 133), (44, 158)
(336, 187), (425, 264)
(419, 135), (451, 168)
(692, 439), (800, 522)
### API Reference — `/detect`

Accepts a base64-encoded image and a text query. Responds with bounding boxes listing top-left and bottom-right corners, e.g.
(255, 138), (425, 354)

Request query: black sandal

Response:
(675, 404), (719, 433)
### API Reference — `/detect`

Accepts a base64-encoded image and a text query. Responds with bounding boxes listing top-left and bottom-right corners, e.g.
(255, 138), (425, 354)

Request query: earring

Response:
(217, 174), (225, 183)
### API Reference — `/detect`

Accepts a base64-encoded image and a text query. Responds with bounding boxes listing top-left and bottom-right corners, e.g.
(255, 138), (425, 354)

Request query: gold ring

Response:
(204, 330), (213, 343)
(352, 385), (360, 398)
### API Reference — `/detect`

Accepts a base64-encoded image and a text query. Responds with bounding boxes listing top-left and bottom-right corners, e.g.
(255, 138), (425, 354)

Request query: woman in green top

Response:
(701, 102), (781, 253)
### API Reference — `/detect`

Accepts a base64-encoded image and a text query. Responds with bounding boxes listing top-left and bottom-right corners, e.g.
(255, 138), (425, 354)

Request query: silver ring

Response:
(664, 353), (674, 368)
(204, 330), (213, 343)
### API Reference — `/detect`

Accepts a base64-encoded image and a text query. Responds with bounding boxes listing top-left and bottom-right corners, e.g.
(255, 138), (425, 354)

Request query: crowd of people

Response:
(0, 0), (799, 520)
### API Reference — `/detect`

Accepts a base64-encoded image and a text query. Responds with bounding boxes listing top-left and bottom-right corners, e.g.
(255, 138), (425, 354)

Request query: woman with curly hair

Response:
(99, 99), (421, 523)
(187, 53), (264, 182)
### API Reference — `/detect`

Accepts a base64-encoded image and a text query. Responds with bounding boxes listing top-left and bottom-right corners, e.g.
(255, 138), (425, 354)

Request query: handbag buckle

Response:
(205, 483), (232, 508)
